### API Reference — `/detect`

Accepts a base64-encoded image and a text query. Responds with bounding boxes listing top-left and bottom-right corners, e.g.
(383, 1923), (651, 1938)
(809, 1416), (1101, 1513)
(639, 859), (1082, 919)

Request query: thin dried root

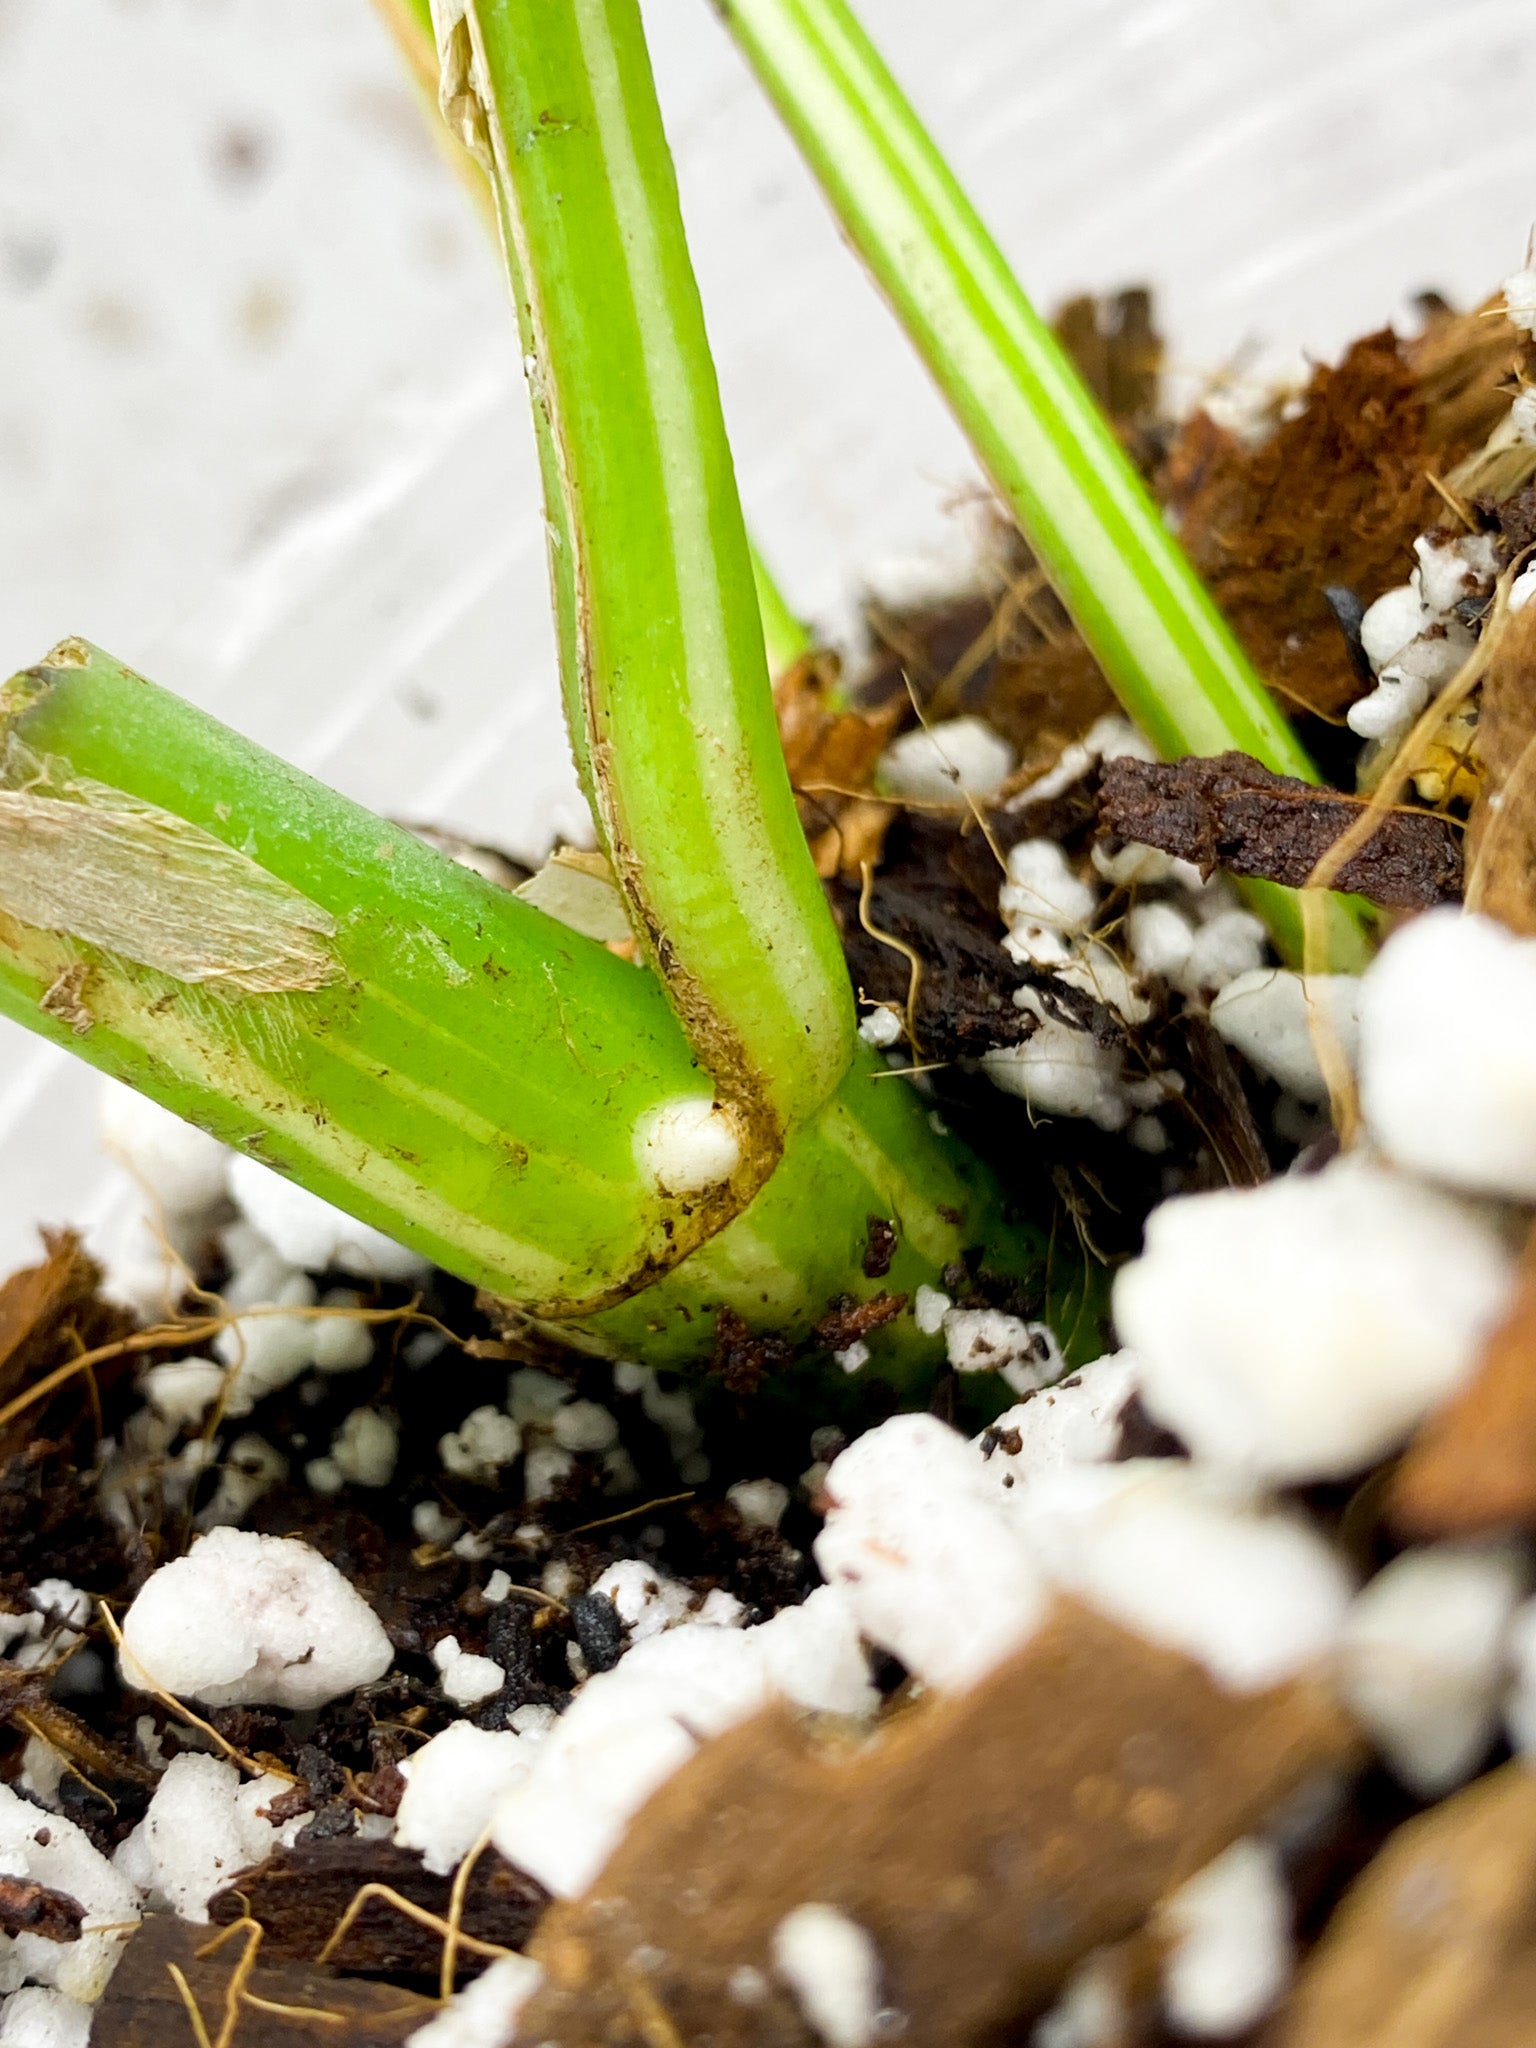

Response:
(315, 1882), (514, 1974)
(858, 859), (924, 1052)
(96, 1601), (297, 1783)
(441, 1822), (497, 2002)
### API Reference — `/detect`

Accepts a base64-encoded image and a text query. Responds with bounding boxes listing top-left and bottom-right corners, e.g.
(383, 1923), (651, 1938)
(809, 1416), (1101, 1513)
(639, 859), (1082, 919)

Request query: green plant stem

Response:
(375, 0), (814, 687)
(749, 538), (813, 674)
(713, 0), (1371, 973)
(0, 641), (1078, 1375)
(437, 0), (855, 1171)
(0, 644), (732, 1314)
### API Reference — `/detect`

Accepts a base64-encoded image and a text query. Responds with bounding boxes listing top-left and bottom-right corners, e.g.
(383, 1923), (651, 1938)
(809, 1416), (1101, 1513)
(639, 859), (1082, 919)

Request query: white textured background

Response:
(2, 0), (1535, 1264)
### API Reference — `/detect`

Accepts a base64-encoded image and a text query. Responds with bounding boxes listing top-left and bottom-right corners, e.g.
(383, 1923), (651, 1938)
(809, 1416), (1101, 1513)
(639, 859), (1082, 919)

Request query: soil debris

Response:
(711, 1307), (792, 1400)
(861, 1215), (898, 1280)
(812, 1292), (908, 1355)
(1279, 1761), (1536, 2048)
(1391, 1217), (1536, 1537)
(209, 1834), (547, 1979)
(833, 813), (1038, 1059)
(1098, 750), (1464, 907)
(0, 1873), (84, 1943)
(1161, 324), (1524, 724)
(517, 1600), (1351, 2046)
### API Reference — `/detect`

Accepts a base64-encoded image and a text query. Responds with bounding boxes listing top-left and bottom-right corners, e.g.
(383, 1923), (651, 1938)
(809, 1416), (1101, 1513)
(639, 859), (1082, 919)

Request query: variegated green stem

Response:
(750, 538), (813, 674)
(0, 642), (1081, 1377)
(434, 0), (853, 1190)
(713, 0), (1372, 973)
(376, 0), (816, 697)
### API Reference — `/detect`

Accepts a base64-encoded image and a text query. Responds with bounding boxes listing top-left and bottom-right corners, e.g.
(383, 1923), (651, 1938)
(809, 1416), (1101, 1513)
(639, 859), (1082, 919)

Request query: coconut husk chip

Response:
(1280, 1762), (1536, 2048)
(518, 1600), (1352, 2046)
(1391, 1217), (1536, 1537)
(1162, 314), (1531, 726)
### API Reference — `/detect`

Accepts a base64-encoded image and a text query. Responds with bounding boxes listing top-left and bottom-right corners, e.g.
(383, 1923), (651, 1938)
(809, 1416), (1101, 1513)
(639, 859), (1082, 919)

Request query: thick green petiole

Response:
(439, 0), (855, 1178)
(0, 643), (738, 1315)
(375, 0), (815, 684)
(713, 0), (1372, 973)
(0, 641), (1078, 1377)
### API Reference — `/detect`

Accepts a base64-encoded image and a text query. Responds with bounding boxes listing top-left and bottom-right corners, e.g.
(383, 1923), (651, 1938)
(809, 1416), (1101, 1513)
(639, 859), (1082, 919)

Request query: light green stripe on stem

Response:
(713, 0), (1371, 972)
(442, 0), (855, 1166)
(379, 0), (811, 679)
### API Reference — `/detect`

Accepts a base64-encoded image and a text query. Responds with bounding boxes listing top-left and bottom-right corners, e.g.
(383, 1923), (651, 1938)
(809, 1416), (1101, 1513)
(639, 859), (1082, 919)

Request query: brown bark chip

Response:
(1392, 1219), (1536, 1537)
(97, 1911), (437, 2047)
(209, 1834), (548, 1979)
(1466, 598), (1536, 936)
(1280, 1762), (1536, 2048)
(519, 1601), (1352, 2047)
(1098, 752), (1463, 908)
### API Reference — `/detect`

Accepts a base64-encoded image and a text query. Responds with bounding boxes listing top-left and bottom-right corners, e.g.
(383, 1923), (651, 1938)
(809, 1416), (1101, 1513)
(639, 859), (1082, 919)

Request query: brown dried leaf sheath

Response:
(774, 653), (899, 879)
(1162, 324), (1525, 721)
(519, 1601), (1351, 2047)
(1280, 1762), (1536, 2048)
(1098, 751), (1463, 908)
(1391, 1219), (1536, 1537)
(1466, 598), (1536, 935)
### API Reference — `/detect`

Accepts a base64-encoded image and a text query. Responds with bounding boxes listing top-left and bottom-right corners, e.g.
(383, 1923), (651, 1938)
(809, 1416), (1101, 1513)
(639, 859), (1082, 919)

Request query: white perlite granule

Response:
(395, 1721), (536, 1876)
(633, 1096), (741, 1194)
(1359, 908), (1536, 1201)
(771, 1903), (884, 2048)
(815, 1413), (1050, 1692)
(119, 1526), (393, 1709)
(879, 716), (1014, 804)
(491, 1587), (873, 1899)
(228, 1153), (429, 1281)
(406, 1953), (544, 2048)
(1337, 1540), (1528, 1797)
(1157, 1837), (1291, 2037)
(113, 1754), (288, 1922)
(432, 1637), (506, 1709)
(1013, 1462), (1351, 1696)
(0, 1988), (95, 2048)
(0, 1783), (140, 2004)
(1114, 1152), (1515, 1482)
(974, 1354), (1139, 1490)
(1208, 967), (1361, 1102)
